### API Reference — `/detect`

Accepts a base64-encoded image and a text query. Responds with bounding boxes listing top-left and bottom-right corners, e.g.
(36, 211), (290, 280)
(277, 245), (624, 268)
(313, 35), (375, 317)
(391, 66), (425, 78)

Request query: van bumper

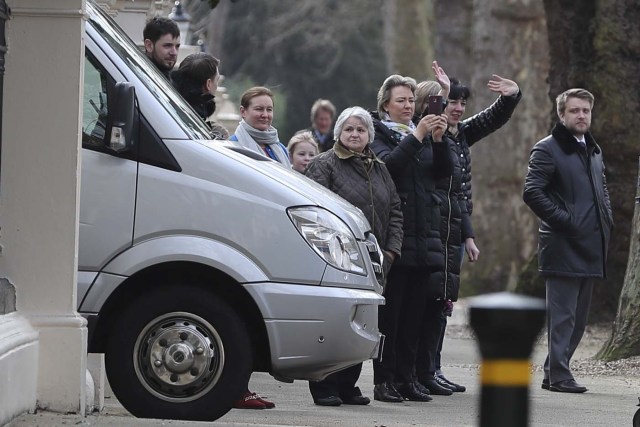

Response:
(243, 282), (384, 381)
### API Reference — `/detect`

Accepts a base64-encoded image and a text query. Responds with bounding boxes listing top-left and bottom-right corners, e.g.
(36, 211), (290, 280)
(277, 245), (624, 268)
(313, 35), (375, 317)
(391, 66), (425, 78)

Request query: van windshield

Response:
(87, 1), (213, 140)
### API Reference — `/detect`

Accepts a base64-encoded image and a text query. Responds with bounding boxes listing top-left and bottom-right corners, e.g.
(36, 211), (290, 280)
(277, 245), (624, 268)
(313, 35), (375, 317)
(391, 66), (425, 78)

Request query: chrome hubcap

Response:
(133, 312), (224, 402)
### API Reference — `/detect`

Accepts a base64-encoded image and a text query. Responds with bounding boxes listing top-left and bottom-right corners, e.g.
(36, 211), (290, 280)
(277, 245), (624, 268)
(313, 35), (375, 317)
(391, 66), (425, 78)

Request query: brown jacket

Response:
(305, 142), (403, 260)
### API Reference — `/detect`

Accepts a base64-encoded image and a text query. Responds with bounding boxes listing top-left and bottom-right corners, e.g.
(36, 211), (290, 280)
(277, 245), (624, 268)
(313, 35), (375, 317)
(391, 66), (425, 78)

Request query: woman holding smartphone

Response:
(369, 67), (453, 403)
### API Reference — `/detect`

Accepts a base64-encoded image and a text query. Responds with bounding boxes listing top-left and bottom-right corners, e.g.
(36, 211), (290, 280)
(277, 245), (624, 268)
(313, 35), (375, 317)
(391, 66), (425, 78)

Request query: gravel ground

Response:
(446, 322), (640, 378)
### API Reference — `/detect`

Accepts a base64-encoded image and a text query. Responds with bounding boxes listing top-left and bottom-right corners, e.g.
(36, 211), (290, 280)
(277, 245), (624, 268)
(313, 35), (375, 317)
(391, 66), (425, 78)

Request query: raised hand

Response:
(432, 60), (450, 94)
(487, 74), (519, 96)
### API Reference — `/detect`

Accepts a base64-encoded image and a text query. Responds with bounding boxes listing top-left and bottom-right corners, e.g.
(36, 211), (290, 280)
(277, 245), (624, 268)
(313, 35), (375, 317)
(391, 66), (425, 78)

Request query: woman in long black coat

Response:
(369, 74), (452, 403)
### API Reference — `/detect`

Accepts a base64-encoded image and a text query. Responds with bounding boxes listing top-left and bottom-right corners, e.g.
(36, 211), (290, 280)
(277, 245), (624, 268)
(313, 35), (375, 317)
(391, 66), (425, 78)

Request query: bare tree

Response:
(383, 0), (434, 79)
(598, 160), (640, 360)
(434, 0), (473, 84)
(215, 0), (387, 139)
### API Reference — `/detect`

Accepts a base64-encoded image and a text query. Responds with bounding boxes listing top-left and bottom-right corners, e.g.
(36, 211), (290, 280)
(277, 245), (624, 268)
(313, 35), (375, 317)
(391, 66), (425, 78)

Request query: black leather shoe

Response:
(341, 386), (370, 405)
(420, 378), (453, 396)
(395, 382), (433, 402)
(436, 374), (466, 392)
(373, 382), (404, 402)
(541, 378), (550, 390)
(314, 396), (343, 406)
(341, 395), (370, 405)
(549, 379), (587, 393)
(413, 380), (431, 395)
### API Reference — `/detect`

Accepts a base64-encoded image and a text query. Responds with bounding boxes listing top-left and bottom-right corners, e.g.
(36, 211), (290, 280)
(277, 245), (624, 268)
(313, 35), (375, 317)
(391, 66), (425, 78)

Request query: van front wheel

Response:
(105, 286), (252, 421)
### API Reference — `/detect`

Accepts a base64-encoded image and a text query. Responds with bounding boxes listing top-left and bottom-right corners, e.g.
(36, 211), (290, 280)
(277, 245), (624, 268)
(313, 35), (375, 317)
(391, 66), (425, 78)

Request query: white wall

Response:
(0, 0), (87, 419)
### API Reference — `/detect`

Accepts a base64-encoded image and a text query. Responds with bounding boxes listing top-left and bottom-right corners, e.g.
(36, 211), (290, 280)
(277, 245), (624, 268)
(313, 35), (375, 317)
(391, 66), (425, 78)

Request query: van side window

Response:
(83, 53), (110, 148)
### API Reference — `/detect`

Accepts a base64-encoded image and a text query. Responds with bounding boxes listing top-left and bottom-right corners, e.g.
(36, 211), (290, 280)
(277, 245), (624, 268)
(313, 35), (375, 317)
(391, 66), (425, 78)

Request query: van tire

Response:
(105, 285), (252, 421)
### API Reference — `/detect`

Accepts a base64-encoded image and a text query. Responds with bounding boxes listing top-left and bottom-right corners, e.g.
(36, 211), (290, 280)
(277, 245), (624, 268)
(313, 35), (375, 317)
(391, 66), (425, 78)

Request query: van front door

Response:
(78, 50), (136, 279)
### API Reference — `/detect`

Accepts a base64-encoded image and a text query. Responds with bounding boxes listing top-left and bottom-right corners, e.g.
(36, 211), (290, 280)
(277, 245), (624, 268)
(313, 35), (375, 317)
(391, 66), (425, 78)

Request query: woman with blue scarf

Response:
(230, 86), (291, 168)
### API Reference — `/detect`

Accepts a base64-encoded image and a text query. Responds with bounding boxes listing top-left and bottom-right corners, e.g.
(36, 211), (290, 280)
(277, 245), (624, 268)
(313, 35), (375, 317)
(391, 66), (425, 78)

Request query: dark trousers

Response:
(416, 299), (447, 380)
(374, 265), (434, 384)
(544, 276), (594, 383)
(435, 314), (447, 371)
(309, 363), (363, 400)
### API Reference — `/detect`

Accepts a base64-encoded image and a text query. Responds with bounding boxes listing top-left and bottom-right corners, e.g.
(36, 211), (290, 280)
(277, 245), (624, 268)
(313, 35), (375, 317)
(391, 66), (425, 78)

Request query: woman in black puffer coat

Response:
(369, 74), (453, 403)
(411, 80), (465, 396)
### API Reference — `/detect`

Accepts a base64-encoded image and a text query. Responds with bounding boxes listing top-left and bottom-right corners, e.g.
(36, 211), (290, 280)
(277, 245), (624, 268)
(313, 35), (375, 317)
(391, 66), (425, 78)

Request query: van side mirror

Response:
(108, 82), (135, 153)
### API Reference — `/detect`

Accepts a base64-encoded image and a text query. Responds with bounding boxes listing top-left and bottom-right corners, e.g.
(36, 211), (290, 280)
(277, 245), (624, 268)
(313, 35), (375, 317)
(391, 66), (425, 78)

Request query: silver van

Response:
(79, 1), (384, 421)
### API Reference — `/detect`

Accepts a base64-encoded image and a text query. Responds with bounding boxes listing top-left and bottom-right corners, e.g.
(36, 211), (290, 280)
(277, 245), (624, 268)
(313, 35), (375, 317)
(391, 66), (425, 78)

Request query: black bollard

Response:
(469, 292), (546, 427)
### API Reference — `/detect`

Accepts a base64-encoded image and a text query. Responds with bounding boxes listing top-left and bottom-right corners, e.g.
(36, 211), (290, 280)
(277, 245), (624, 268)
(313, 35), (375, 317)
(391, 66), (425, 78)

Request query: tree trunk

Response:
(598, 159), (640, 360)
(205, 0), (230, 58)
(383, 0), (433, 79)
(434, 0), (473, 84)
(461, 0), (548, 293)
(537, 0), (640, 325)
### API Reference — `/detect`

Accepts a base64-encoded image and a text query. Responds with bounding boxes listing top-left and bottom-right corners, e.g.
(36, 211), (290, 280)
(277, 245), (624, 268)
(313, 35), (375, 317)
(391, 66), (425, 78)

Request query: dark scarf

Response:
(186, 92), (216, 120)
(334, 141), (382, 172)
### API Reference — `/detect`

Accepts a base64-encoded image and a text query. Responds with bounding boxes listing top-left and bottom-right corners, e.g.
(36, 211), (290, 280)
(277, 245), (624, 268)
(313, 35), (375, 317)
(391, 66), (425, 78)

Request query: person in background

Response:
(370, 72), (452, 403)
(171, 52), (229, 140)
(305, 106), (403, 407)
(230, 87), (291, 168)
(306, 99), (337, 152)
(287, 131), (319, 173)
(143, 16), (180, 80)
(523, 88), (612, 393)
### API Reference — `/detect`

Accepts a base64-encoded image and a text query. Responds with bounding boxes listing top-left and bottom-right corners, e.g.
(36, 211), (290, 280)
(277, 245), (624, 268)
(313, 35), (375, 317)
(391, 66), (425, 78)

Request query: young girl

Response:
(287, 131), (319, 173)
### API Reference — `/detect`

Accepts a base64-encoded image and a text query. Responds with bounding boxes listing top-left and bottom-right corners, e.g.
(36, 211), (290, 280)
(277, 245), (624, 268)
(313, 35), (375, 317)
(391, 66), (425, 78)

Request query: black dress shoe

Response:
(434, 375), (457, 392)
(314, 396), (343, 406)
(373, 382), (404, 402)
(541, 378), (550, 390)
(420, 378), (453, 396)
(395, 382), (433, 402)
(413, 380), (431, 395)
(341, 395), (371, 405)
(549, 379), (587, 393)
(436, 374), (466, 392)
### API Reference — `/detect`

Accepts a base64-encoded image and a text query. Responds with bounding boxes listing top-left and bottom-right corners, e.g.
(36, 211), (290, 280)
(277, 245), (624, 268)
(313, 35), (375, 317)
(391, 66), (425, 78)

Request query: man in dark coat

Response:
(523, 88), (613, 394)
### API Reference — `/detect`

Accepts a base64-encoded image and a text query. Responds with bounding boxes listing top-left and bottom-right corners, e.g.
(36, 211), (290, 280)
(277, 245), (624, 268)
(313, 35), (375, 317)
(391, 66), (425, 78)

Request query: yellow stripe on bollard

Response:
(480, 359), (531, 386)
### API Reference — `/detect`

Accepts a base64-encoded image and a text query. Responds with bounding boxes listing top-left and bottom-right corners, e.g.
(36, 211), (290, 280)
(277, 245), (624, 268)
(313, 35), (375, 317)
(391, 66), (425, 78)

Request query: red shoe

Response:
(233, 391), (266, 409)
(254, 392), (275, 409)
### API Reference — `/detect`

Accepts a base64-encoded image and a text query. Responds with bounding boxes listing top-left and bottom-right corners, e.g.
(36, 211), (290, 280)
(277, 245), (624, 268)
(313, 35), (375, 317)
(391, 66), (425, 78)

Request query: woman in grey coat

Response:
(305, 106), (403, 406)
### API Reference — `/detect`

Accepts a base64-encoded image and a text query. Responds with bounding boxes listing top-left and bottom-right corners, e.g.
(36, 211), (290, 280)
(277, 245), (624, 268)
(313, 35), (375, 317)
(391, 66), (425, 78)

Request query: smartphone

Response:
(427, 95), (444, 116)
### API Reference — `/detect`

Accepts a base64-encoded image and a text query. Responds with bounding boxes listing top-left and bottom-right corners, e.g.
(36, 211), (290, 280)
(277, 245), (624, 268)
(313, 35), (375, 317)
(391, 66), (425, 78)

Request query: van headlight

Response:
(288, 207), (366, 275)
